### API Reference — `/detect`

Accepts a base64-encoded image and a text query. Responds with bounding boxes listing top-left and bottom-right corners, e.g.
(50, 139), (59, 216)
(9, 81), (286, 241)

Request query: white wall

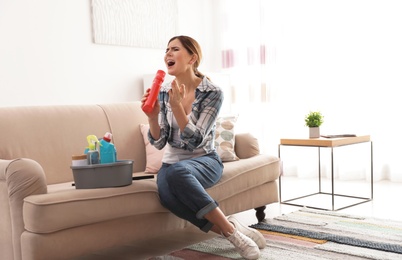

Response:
(0, 0), (220, 107)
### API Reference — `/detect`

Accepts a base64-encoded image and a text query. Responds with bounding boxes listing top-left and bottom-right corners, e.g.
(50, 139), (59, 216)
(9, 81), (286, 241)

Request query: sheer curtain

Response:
(218, 0), (277, 154)
(217, 0), (402, 182)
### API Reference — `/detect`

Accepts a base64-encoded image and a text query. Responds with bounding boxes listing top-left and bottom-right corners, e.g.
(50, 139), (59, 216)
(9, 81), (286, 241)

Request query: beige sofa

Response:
(0, 101), (280, 260)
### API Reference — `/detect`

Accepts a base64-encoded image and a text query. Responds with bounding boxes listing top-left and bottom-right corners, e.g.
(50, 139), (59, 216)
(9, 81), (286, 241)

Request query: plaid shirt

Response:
(148, 76), (223, 153)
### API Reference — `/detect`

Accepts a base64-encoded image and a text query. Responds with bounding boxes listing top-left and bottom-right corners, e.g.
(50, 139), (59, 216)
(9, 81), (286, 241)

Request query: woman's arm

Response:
(147, 90), (170, 150)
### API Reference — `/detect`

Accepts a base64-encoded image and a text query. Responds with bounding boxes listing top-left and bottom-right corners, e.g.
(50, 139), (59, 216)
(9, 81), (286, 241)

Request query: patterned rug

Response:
(151, 208), (402, 259)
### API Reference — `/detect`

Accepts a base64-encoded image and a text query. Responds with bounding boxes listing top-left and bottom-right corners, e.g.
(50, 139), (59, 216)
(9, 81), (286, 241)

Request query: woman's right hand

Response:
(141, 88), (160, 119)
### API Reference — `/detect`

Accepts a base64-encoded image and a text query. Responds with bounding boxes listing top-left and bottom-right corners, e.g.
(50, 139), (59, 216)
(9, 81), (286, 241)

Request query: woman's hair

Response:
(168, 35), (206, 79)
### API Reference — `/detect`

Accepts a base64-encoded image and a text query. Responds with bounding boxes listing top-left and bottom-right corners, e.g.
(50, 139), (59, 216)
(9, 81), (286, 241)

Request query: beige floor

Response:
(75, 178), (402, 260)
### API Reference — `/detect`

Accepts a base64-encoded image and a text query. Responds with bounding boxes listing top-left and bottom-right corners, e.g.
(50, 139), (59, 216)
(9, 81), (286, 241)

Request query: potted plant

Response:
(304, 111), (324, 138)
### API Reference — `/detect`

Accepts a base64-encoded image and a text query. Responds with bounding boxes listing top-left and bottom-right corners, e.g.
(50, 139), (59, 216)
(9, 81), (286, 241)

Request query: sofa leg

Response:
(255, 206), (266, 222)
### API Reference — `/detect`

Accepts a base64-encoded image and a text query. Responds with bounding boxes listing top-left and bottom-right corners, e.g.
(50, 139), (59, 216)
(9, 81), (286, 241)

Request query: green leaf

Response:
(304, 111), (324, 127)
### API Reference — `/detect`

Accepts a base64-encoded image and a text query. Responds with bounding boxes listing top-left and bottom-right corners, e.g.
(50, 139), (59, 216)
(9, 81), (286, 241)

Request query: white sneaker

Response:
(225, 229), (260, 259)
(228, 216), (266, 249)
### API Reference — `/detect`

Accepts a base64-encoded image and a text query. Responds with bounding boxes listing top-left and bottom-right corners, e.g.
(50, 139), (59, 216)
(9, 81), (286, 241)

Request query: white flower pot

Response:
(309, 127), (320, 138)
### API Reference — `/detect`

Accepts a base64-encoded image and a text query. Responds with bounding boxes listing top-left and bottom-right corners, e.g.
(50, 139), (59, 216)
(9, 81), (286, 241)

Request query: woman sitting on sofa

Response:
(141, 35), (265, 259)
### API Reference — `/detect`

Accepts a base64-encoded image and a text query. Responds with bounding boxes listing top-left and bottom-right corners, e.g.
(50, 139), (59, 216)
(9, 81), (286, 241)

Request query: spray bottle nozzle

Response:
(86, 135), (100, 150)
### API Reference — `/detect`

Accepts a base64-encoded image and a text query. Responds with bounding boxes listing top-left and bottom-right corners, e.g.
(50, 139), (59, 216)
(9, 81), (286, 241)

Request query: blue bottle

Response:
(99, 132), (117, 164)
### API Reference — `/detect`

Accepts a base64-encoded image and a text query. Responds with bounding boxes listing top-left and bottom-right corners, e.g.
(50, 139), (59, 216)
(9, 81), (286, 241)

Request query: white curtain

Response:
(217, 0), (402, 182)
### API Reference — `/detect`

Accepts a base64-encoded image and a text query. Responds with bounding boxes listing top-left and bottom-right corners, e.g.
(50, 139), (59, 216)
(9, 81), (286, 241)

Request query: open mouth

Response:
(167, 60), (175, 67)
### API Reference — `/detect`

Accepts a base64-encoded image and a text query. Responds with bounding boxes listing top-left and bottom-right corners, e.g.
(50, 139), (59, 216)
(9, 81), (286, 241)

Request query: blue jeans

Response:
(157, 151), (224, 232)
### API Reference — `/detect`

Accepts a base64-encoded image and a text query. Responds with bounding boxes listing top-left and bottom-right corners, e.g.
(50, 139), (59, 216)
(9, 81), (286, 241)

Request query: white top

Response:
(162, 114), (206, 164)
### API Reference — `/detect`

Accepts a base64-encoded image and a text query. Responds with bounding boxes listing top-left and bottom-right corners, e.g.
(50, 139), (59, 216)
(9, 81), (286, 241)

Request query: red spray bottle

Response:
(142, 70), (166, 113)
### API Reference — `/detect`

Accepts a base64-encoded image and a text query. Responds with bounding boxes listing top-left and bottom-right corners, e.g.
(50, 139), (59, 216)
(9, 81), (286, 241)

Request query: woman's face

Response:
(165, 38), (194, 76)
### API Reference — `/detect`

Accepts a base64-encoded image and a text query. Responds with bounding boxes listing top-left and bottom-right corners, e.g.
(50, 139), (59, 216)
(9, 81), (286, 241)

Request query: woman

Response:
(141, 35), (265, 259)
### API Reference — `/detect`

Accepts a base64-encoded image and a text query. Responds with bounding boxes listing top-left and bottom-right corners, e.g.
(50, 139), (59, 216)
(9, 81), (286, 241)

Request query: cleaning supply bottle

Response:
(99, 132), (117, 164)
(85, 135), (100, 165)
(142, 70), (166, 113)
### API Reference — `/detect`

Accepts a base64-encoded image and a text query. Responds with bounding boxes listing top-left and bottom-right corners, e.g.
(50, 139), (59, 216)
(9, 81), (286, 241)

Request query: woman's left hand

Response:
(169, 80), (186, 108)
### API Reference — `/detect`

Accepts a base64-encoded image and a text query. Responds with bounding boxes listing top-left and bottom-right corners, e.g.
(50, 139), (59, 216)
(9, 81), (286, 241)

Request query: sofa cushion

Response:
(208, 154), (280, 201)
(139, 123), (166, 174)
(215, 115), (239, 162)
(23, 177), (166, 234)
(0, 105), (112, 184)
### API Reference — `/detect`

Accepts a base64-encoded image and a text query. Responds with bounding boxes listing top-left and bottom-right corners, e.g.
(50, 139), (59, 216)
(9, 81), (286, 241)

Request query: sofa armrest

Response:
(0, 158), (47, 260)
(234, 133), (260, 159)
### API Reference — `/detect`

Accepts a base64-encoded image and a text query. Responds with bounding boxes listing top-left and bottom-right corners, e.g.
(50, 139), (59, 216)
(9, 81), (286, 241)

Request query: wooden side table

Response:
(278, 135), (373, 211)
